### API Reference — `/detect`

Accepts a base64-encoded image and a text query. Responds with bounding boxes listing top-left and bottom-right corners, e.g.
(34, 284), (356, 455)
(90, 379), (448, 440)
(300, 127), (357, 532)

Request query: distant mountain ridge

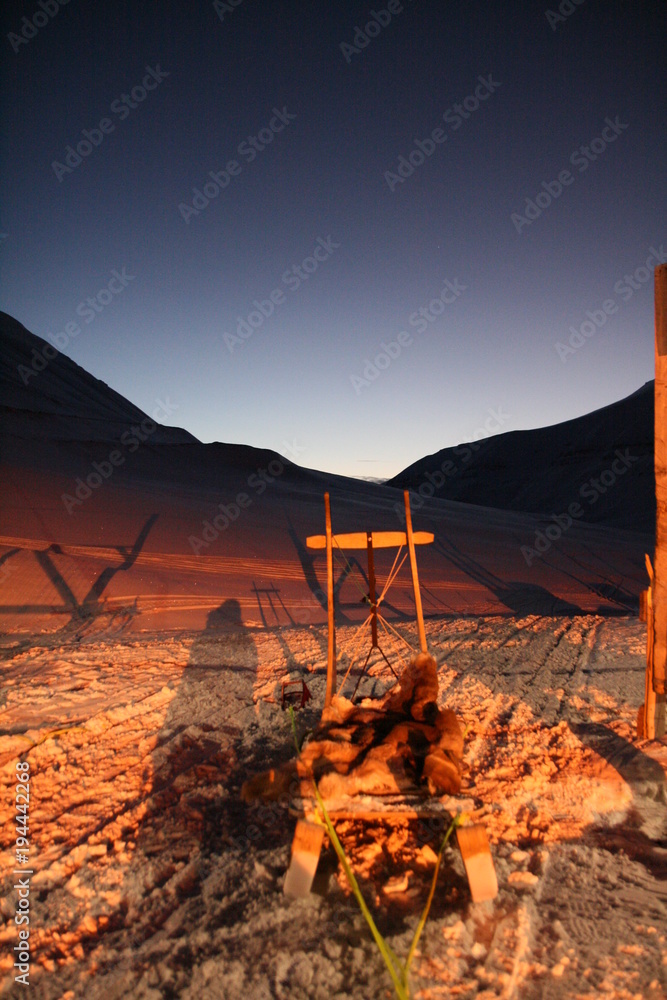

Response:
(0, 310), (654, 535)
(0, 310), (308, 492)
(0, 310), (653, 623)
(0, 311), (198, 444)
(387, 383), (655, 533)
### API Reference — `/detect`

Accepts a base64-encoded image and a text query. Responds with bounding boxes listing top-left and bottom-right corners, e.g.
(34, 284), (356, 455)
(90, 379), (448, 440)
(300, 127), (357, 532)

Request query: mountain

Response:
(0, 310), (198, 445)
(0, 311), (652, 631)
(387, 383), (655, 533)
(0, 309), (304, 484)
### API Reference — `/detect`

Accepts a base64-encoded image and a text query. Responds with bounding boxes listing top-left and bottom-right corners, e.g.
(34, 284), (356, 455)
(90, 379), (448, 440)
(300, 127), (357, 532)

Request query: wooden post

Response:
(650, 263), (667, 736)
(644, 584), (656, 738)
(324, 493), (337, 707)
(366, 531), (378, 648)
(404, 490), (427, 653)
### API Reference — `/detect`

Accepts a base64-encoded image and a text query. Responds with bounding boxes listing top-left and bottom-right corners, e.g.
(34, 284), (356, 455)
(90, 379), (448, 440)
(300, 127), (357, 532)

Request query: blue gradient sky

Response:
(1, 0), (665, 478)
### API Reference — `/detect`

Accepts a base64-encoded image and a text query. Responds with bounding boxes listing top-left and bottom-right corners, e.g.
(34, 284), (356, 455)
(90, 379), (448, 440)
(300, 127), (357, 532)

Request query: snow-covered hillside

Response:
(0, 312), (664, 1000)
(388, 383), (654, 533)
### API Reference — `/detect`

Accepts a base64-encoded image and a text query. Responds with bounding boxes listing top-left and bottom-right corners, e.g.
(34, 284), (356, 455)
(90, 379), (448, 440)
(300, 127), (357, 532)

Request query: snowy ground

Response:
(1, 612), (665, 1000)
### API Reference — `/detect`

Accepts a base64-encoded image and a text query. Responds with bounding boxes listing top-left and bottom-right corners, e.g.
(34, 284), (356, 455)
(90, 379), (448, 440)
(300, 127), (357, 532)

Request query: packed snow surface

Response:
(1, 613), (665, 999)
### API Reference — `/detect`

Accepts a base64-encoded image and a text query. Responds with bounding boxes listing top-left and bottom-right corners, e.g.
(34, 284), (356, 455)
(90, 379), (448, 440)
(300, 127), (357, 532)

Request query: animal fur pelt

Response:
(241, 653), (463, 804)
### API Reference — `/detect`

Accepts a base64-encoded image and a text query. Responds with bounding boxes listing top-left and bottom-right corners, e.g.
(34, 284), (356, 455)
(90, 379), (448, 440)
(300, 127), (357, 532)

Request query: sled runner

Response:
(284, 794), (497, 904)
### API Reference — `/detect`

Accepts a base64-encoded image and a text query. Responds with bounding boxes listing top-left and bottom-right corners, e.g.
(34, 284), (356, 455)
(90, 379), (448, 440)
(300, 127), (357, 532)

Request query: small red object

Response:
(281, 679), (312, 710)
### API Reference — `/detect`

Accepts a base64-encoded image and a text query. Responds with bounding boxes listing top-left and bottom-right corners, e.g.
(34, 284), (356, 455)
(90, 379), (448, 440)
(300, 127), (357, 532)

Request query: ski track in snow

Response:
(0, 614), (665, 999)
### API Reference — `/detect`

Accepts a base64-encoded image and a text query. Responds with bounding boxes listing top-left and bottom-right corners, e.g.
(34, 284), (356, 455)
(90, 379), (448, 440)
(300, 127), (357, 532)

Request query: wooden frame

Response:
(307, 491), (433, 707)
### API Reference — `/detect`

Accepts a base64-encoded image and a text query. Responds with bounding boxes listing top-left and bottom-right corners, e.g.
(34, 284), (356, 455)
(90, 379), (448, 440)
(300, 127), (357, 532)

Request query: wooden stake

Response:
(651, 264), (667, 737)
(367, 531), (378, 648)
(404, 490), (427, 653)
(643, 583), (656, 739)
(324, 493), (337, 707)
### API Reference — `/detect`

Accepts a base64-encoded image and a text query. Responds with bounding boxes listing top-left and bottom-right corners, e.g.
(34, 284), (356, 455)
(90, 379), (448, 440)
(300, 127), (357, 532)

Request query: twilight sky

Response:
(1, 0), (665, 478)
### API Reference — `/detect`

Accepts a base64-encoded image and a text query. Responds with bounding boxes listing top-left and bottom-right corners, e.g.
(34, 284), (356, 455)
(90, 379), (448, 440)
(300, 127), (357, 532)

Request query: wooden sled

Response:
(284, 793), (498, 904)
(284, 494), (497, 903)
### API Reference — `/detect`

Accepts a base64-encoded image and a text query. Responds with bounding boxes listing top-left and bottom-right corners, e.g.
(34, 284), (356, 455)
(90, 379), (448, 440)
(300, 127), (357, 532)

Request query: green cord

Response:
(286, 706), (465, 999)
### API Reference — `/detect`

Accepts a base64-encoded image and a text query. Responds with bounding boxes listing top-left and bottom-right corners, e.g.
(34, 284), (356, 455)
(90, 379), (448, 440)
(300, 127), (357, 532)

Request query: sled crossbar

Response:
(306, 530), (434, 550)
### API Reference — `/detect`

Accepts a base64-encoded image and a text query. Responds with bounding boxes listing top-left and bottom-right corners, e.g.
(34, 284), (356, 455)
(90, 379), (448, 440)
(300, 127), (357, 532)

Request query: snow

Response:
(0, 615), (665, 999)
